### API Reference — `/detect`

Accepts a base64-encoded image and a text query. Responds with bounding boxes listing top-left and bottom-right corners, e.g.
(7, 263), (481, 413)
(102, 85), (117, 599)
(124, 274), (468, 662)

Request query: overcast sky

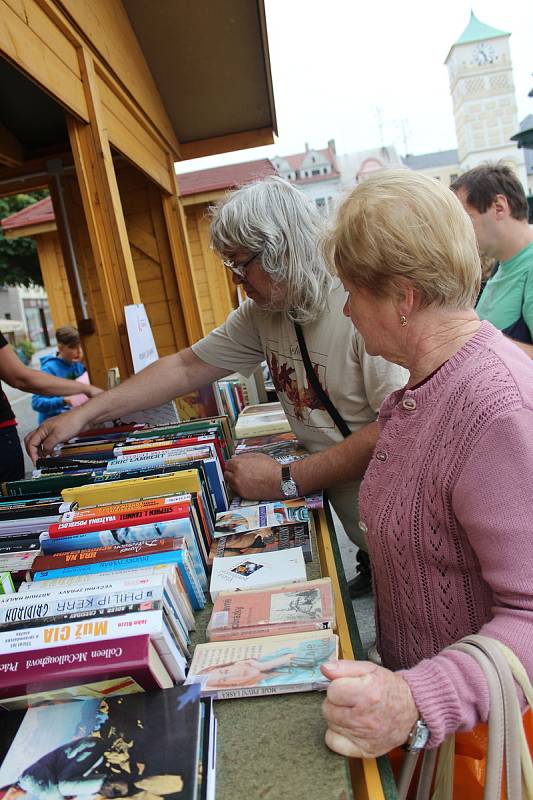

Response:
(175, 0), (533, 173)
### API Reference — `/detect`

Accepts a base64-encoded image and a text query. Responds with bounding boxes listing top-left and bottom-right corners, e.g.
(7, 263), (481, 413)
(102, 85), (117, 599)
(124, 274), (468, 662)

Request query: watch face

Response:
(472, 42), (495, 65)
(281, 480), (298, 498)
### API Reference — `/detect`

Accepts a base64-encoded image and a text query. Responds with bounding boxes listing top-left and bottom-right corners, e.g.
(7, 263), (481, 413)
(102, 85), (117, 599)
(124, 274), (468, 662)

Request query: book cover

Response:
(0, 634), (173, 709)
(234, 402), (291, 438)
(209, 548), (307, 601)
(0, 685), (202, 800)
(61, 469), (201, 507)
(206, 578), (335, 641)
(185, 630), (338, 699)
(56, 494), (191, 524)
(214, 502), (308, 537)
(208, 522), (312, 565)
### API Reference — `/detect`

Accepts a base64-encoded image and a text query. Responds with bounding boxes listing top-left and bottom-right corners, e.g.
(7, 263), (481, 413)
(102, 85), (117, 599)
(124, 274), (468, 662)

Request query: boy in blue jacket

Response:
(32, 326), (87, 424)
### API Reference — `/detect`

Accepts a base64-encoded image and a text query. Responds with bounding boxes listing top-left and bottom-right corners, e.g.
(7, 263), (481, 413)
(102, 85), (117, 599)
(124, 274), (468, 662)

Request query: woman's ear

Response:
(394, 280), (416, 317)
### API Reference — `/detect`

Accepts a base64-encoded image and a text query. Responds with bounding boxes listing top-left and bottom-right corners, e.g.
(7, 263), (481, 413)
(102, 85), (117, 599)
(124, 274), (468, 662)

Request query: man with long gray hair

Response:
(26, 177), (406, 596)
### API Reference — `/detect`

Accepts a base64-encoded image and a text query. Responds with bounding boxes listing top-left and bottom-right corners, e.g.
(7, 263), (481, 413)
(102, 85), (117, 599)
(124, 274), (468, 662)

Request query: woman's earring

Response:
(400, 315), (408, 327)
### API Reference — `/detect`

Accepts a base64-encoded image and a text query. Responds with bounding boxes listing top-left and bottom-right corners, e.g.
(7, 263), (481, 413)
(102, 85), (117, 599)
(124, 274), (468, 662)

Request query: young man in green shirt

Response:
(452, 164), (533, 358)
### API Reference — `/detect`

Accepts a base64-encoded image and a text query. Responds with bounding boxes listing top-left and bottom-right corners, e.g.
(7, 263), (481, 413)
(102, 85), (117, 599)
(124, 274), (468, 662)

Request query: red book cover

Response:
(49, 502), (190, 538)
(31, 537), (185, 574)
(0, 634), (171, 707)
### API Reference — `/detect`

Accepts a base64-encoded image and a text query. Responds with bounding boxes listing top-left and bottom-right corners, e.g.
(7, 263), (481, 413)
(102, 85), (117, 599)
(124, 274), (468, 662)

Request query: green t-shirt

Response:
(476, 242), (533, 338)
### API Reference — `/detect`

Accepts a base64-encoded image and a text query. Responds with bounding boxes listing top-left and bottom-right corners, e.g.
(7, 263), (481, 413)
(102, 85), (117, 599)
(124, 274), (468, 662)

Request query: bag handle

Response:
(398, 635), (533, 800)
(293, 322), (351, 439)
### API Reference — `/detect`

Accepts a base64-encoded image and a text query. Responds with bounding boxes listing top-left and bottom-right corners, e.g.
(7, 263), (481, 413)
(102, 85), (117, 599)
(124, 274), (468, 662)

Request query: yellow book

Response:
(61, 470), (201, 508)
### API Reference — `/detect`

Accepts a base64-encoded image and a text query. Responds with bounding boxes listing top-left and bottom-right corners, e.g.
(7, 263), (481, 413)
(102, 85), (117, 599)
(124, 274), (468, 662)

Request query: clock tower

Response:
(445, 11), (526, 184)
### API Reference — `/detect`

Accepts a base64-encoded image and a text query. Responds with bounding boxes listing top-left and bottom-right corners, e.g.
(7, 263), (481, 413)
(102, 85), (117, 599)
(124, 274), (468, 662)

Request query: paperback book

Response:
(209, 547), (307, 601)
(185, 629), (338, 698)
(234, 401), (291, 438)
(214, 502), (308, 537)
(0, 685), (204, 800)
(206, 578), (335, 641)
(208, 522), (312, 565)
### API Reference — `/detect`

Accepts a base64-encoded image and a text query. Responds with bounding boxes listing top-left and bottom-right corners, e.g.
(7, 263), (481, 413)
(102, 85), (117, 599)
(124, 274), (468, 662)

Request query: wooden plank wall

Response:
(36, 232), (77, 330)
(184, 204), (236, 336)
(115, 161), (190, 357)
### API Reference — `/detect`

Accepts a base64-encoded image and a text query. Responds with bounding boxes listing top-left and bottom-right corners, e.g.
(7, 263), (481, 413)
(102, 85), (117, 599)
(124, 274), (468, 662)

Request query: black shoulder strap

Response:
(294, 322), (352, 439)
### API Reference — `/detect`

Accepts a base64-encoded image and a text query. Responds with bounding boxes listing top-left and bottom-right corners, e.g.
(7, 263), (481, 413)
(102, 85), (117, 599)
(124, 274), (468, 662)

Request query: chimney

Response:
(304, 142), (309, 152)
(327, 138), (336, 154)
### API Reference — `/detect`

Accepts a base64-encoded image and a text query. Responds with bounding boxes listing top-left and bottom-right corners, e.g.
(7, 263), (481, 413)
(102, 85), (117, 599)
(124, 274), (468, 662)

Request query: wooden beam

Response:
(0, 123), (24, 167)
(179, 189), (226, 207)
(67, 46), (141, 379)
(178, 128), (275, 161)
(161, 154), (203, 345)
(3, 222), (57, 240)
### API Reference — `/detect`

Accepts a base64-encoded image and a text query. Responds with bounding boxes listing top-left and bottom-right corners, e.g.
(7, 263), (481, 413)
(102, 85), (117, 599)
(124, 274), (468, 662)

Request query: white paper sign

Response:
(124, 304), (179, 425)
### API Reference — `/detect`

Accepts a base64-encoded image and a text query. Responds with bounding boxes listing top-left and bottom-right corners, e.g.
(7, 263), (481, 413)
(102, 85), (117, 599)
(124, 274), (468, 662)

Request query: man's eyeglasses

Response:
(222, 253), (259, 279)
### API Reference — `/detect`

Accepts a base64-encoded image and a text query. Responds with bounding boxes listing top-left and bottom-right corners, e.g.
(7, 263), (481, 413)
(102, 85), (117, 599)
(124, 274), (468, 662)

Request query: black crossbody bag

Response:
(294, 322), (352, 439)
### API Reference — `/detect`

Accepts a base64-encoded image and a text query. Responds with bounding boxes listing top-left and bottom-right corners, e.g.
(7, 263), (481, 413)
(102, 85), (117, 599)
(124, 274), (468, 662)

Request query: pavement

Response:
(4, 345), (377, 653)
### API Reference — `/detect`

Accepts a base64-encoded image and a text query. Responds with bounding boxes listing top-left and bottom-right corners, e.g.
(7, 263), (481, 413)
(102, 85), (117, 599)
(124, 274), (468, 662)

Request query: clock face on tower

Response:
(472, 42), (496, 65)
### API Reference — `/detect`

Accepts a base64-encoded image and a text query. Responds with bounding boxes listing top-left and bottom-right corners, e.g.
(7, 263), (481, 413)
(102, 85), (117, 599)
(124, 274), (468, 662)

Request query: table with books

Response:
(0, 414), (398, 800)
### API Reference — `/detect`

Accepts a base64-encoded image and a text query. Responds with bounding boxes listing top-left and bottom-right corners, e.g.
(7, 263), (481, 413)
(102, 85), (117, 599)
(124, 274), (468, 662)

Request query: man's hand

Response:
(83, 384), (104, 398)
(224, 453), (282, 500)
(25, 407), (89, 464)
(321, 660), (419, 759)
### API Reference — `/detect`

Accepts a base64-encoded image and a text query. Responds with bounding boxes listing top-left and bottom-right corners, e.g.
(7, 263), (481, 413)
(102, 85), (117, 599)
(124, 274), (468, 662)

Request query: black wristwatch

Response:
(280, 464), (299, 499)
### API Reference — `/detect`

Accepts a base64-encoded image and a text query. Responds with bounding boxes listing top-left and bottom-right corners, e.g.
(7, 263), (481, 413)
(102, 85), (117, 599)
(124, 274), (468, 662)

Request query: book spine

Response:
(58, 494), (190, 521)
(40, 522), (192, 554)
(197, 681), (329, 699)
(61, 469), (200, 506)
(0, 600), (163, 631)
(0, 584), (164, 626)
(0, 634), (164, 702)
(32, 537), (183, 572)
(32, 551), (206, 610)
(0, 608), (167, 653)
(48, 504), (189, 537)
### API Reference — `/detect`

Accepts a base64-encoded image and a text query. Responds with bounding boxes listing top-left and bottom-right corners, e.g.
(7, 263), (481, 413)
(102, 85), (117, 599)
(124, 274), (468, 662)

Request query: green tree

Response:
(0, 191), (49, 287)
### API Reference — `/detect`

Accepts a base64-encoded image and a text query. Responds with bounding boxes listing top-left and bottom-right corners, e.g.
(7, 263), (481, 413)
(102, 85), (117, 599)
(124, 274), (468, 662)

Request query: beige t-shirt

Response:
(192, 281), (408, 547)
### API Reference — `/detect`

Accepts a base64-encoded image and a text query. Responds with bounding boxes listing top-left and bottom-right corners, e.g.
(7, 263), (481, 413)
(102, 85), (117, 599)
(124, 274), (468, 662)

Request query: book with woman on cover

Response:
(185, 629), (338, 699)
(208, 522), (312, 565)
(0, 685), (205, 800)
(214, 502), (309, 537)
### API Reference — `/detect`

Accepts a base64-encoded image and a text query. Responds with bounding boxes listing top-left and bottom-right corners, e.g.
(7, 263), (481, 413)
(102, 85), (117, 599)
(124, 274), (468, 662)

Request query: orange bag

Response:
(389, 709), (533, 799)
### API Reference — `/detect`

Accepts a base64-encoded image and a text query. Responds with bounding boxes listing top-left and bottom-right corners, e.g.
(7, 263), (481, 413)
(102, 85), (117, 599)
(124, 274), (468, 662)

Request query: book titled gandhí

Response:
(206, 578), (335, 641)
(209, 547), (307, 602)
(0, 684), (203, 800)
(185, 629), (338, 699)
(0, 634), (173, 710)
(208, 522), (312, 566)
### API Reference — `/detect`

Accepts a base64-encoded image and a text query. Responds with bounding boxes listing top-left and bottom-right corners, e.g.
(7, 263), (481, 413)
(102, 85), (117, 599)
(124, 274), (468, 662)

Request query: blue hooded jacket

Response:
(31, 354), (86, 424)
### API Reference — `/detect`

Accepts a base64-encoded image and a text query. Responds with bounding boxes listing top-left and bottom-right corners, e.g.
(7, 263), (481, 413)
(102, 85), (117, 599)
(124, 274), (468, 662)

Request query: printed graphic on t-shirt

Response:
(265, 340), (334, 430)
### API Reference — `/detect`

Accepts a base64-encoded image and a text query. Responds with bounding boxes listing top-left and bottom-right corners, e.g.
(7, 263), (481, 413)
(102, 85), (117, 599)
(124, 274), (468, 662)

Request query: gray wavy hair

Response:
(209, 176), (332, 323)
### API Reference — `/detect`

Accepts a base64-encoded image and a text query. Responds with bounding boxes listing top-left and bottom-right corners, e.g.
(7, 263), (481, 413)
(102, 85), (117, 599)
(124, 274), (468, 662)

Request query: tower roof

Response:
(454, 11), (509, 45)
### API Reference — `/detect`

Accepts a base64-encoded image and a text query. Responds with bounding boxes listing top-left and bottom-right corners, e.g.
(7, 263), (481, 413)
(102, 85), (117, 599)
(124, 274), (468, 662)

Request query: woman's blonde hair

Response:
(325, 169), (481, 309)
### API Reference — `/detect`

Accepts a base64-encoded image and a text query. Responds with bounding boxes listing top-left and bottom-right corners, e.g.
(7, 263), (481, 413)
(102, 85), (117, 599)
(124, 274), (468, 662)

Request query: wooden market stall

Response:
(0, 0), (277, 385)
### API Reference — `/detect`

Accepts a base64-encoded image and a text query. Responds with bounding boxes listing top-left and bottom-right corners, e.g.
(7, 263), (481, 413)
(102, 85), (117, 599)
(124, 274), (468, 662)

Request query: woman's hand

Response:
(321, 660), (419, 758)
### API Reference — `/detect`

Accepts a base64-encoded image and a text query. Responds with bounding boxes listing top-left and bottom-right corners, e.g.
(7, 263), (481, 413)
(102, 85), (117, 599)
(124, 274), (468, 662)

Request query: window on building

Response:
(4, 313), (11, 319)
(449, 173), (458, 184)
(316, 198), (326, 209)
(323, 167), (328, 174)
(311, 169), (320, 176)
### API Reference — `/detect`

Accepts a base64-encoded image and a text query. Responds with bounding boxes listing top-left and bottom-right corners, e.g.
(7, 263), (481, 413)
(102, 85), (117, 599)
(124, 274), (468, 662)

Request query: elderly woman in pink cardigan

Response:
(321, 170), (533, 758)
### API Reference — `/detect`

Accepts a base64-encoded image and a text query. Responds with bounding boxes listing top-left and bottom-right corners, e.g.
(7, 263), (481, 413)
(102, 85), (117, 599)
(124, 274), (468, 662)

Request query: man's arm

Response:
(25, 347), (231, 462)
(0, 344), (101, 398)
(224, 421), (379, 499)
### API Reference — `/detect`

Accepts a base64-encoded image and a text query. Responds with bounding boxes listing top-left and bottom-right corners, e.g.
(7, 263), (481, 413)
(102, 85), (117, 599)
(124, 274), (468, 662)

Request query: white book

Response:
(0, 607), (187, 681)
(209, 547), (307, 602)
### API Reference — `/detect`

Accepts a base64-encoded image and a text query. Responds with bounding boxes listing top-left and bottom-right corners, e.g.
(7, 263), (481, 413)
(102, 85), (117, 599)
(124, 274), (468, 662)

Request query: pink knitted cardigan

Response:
(359, 321), (533, 747)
